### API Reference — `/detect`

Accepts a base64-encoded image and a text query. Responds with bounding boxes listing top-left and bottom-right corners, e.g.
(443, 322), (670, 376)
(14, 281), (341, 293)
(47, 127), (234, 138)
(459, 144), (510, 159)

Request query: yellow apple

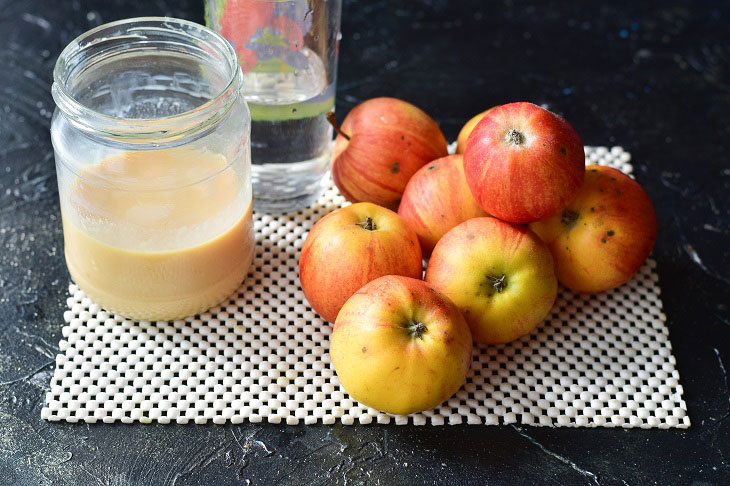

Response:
(455, 107), (496, 154)
(330, 275), (473, 415)
(425, 217), (557, 344)
(530, 165), (657, 293)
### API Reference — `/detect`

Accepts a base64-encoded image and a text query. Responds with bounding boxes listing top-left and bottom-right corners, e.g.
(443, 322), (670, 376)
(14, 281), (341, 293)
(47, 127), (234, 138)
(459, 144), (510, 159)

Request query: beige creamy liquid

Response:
(61, 148), (254, 321)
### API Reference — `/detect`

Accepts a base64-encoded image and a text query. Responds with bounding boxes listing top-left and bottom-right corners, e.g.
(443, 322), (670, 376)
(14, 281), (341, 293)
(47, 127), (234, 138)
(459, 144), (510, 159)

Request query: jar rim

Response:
(52, 17), (243, 142)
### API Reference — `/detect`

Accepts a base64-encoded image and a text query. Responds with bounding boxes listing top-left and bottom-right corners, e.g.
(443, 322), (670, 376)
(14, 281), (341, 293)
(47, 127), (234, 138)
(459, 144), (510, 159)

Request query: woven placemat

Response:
(41, 146), (690, 427)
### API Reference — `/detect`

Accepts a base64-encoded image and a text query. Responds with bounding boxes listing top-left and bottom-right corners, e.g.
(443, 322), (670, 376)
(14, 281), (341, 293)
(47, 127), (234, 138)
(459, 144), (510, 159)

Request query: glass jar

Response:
(206, 0), (342, 213)
(51, 17), (253, 321)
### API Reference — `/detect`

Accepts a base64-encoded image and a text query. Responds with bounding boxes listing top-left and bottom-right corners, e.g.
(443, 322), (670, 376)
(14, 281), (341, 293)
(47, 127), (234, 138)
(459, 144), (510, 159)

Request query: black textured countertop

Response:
(1, 0), (729, 484)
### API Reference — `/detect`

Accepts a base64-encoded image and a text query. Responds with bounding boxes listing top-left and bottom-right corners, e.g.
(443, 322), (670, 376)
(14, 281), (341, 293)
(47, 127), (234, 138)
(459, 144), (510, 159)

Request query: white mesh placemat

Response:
(42, 146), (690, 428)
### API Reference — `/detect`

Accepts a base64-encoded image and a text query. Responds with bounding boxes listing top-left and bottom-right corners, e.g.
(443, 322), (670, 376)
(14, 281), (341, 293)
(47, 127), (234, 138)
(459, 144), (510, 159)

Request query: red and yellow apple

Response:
(529, 165), (657, 293)
(463, 102), (585, 223)
(456, 107), (496, 154)
(425, 217), (558, 344)
(330, 275), (473, 415)
(397, 154), (488, 254)
(329, 97), (448, 209)
(299, 202), (422, 323)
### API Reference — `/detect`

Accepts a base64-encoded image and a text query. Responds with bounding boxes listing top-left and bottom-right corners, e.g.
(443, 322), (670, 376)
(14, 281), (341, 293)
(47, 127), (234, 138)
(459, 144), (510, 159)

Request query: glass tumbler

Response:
(51, 18), (254, 321)
(206, 0), (342, 212)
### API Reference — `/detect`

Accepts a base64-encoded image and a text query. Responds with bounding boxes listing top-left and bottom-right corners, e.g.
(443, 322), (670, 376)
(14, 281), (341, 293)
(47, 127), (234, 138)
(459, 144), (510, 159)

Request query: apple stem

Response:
(505, 129), (525, 145)
(487, 274), (507, 293)
(407, 322), (428, 340)
(357, 217), (377, 231)
(561, 209), (580, 229)
(327, 112), (350, 141)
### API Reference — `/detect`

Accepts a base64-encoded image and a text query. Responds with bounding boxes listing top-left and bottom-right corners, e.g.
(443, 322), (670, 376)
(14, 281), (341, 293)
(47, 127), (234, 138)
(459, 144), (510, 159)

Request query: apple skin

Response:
(463, 102), (585, 223)
(397, 154), (488, 254)
(299, 202), (423, 323)
(331, 97), (449, 210)
(455, 107), (496, 154)
(330, 275), (473, 415)
(529, 166), (658, 293)
(425, 217), (558, 344)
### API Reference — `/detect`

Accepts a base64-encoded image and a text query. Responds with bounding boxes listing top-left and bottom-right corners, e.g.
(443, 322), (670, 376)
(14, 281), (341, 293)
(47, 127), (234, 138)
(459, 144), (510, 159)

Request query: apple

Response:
(397, 154), (488, 254)
(299, 202), (423, 323)
(455, 107), (495, 154)
(529, 165), (657, 293)
(425, 217), (558, 344)
(463, 102), (585, 223)
(328, 97), (449, 209)
(330, 275), (473, 415)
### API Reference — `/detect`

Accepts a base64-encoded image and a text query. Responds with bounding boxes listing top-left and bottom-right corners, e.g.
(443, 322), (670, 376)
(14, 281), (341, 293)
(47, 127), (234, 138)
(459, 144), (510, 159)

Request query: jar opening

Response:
(52, 17), (242, 143)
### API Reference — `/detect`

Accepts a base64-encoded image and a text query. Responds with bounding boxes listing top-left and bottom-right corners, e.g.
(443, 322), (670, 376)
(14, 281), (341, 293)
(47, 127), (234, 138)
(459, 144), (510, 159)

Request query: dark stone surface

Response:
(0, 0), (728, 484)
